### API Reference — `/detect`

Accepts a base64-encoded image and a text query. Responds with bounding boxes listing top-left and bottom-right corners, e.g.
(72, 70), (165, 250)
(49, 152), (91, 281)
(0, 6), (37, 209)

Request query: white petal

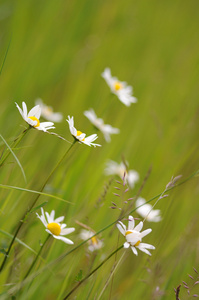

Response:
(131, 246), (138, 256)
(140, 228), (152, 238)
(137, 247), (152, 256)
(134, 221), (143, 232)
(49, 210), (55, 221)
(28, 105), (41, 119)
(60, 227), (75, 235)
(53, 235), (74, 244)
(116, 222), (126, 236)
(54, 216), (65, 223)
(139, 243), (155, 250)
(123, 242), (130, 248)
(128, 216), (135, 230)
(22, 102), (28, 117)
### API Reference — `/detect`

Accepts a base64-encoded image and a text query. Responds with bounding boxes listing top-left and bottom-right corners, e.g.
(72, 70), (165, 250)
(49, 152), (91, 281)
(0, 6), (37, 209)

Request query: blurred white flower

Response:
(105, 160), (139, 188)
(117, 215), (155, 256)
(36, 208), (75, 244)
(35, 98), (63, 122)
(79, 229), (103, 252)
(16, 102), (55, 132)
(101, 68), (137, 106)
(135, 197), (162, 222)
(66, 115), (101, 147)
(84, 108), (120, 142)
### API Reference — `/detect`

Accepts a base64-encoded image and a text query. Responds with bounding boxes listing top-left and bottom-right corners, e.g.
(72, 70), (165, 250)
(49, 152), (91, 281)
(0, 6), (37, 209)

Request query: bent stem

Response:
(63, 245), (123, 300)
(0, 140), (76, 273)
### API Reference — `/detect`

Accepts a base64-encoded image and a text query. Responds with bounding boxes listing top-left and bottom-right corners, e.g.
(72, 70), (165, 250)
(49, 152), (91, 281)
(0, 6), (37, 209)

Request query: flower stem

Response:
(62, 245), (123, 300)
(0, 140), (76, 273)
(24, 235), (50, 280)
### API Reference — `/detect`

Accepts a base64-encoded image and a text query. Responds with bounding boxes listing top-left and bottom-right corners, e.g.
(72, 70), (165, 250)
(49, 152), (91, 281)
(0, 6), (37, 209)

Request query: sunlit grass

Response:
(0, 0), (199, 299)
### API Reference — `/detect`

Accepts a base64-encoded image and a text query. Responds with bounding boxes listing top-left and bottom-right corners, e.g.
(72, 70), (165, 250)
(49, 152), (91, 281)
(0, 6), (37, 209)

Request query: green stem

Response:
(0, 127), (30, 167)
(6, 168), (199, 295)
(24, 235), (50, 280)
(62, 245), (123, 300)
(0, 140), (76, 273)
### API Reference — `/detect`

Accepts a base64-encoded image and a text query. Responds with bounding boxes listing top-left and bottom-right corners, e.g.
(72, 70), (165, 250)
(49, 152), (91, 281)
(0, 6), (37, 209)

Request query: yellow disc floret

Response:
(76, 130), (85, 141)
(134, 240), (141, 247)
(47, 222), (61, 236)
(125, 230), (132, 236)
(28, 116), (40, 128)
(114, 81), (123, 91)
(91, 236), (98, 245)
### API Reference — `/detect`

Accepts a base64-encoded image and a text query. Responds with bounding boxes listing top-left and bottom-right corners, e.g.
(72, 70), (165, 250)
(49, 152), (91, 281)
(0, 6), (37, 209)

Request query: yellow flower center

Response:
(114, 81), (122, 91)
(76, 130), (85, 141)
(47, 222), (61, 236)
(28, 116), (40, 127)
(125, 230), (132, 236)
(134, 240), (141, 247)
(91, 236), (98, 245)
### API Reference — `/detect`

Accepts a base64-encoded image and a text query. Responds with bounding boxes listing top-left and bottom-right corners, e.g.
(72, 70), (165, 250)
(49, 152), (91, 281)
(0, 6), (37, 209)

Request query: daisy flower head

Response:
(101, 68), (137, 106)
(105, 160), (139, 189)
(66, 115), (101, 147)
(117, 216), (155, 256)
(35, 98), (63, 122)
(84, 108), (120, 142)
(135, 197), (162, 222)
(15, 102), (55, 132)
(36, 208), (75, 244)
(79, 229), (104, 252)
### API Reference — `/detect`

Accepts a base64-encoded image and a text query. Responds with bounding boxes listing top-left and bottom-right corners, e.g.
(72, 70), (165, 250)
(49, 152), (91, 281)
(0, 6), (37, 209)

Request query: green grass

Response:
(0, 0), (199, 299)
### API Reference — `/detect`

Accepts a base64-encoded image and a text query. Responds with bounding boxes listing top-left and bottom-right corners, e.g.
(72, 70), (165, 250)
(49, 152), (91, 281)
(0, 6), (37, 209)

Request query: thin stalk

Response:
(109, 234), (120, 299)
(5, 169), (199, 296)
(0, 140), (76, 273)
(63, 245), (123, 300)
(24, 235), (50, 280)
(97, 252), (125, 300)
(0, 127), (30, 167)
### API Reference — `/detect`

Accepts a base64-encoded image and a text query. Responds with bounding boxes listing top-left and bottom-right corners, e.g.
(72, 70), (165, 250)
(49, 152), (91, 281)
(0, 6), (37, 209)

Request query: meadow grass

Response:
(0, 0), (199, 299)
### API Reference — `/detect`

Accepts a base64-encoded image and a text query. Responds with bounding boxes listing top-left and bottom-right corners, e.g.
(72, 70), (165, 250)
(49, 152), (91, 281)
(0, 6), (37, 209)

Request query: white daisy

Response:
(117, 215), (155, 256)
(135, 197), (162, 222)
(16, 102), (55, 132)
(35, 98), (63, 122)
(79, 229), (104, 252)
(84, 108), (120, 142)
(66, 115), (101, 147)
(101, 68), (137, 106)
(36, 208), (75, 244)
(105, 160), (139, 189)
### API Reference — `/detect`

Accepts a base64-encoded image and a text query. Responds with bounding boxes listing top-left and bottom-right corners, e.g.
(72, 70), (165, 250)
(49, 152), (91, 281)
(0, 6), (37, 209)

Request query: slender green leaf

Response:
(0, 134), (27, 183)
(0, 184), (73, 204)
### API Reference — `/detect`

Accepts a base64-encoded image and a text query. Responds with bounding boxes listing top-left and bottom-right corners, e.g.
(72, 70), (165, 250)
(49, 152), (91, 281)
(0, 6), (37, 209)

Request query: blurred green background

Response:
(0, 0), (199, 299)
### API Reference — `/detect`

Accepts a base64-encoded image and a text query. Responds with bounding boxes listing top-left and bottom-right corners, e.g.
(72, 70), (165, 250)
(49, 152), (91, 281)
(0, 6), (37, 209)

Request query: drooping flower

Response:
(101, 68), (137, 106)
(36, 208), (75, 244)
(66, 115), (101, 147)
(105, 160), (139, 189)
(79, 229), (104, 252)
(35, 98), (63, 122)
(16, 102), (55, 132)
(117, 216), (155, 256)
(135, 197), (162, 222)
(84, 108), (120, 142)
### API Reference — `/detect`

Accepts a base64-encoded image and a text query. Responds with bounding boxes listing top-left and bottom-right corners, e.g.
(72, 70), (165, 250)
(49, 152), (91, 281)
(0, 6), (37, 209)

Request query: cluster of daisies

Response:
(15, 68), (137, 145)
(15, 68), (160, 256)
(36, 204), (160, 255)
